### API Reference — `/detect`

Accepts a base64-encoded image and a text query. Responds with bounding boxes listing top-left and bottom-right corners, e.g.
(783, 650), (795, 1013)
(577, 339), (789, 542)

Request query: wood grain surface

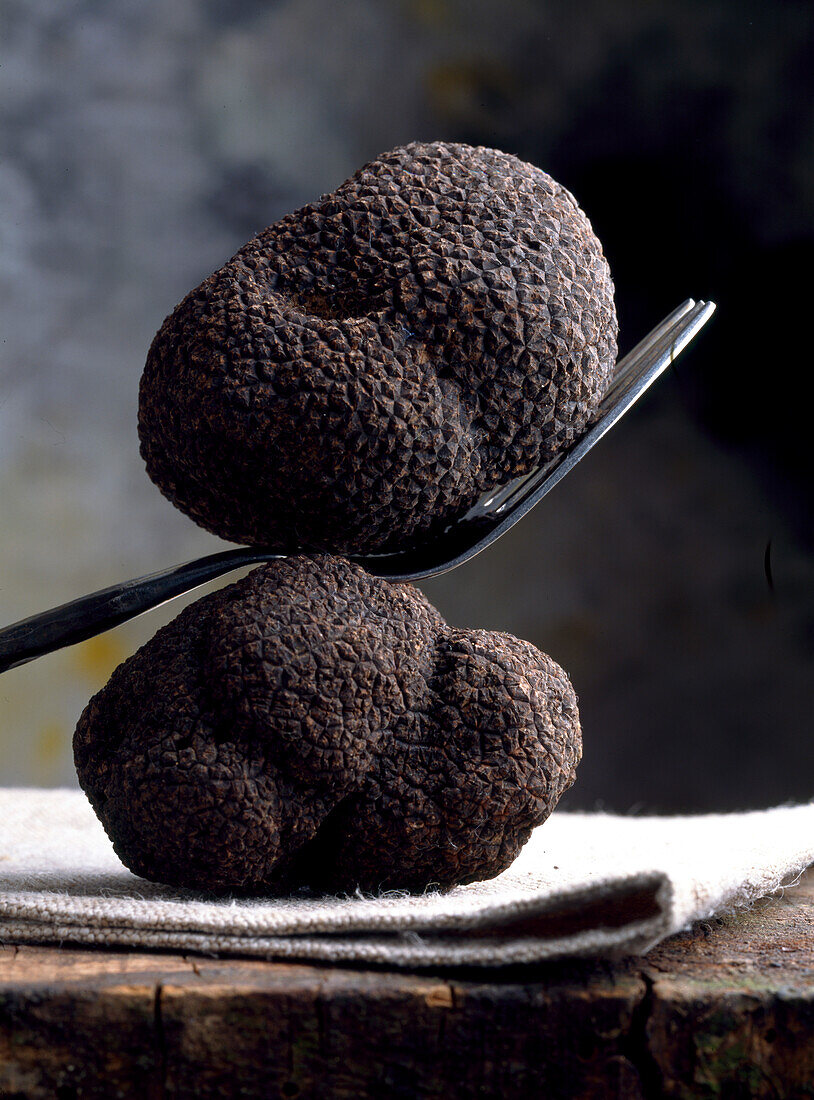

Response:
(1, 870), (812, 1098)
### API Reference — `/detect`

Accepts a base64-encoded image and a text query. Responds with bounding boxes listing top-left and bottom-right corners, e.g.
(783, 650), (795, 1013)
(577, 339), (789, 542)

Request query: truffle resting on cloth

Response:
(139, 141), (617, 553)
(73, 556), (581, 894)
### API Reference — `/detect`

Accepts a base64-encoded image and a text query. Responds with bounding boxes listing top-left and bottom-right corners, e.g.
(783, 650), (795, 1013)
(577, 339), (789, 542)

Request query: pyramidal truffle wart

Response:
(73, 556), (581, 894)
(139, 141), (617, 553)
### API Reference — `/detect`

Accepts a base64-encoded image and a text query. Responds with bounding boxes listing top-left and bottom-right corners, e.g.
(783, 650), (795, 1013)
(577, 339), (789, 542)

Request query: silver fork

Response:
(0, 298), (715, 674)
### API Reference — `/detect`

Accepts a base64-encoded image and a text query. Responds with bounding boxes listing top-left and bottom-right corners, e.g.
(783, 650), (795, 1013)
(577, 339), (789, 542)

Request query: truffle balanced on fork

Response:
(0, 142), (715, 898)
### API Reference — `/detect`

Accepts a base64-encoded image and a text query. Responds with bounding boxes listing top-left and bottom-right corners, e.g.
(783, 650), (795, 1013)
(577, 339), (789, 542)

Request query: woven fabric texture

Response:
(1, 789), (812, 967)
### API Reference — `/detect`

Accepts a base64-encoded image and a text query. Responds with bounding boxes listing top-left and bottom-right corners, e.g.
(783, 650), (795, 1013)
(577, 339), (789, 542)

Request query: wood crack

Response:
(622, 966), (667, 1099)
(153, 981), (168, 1100)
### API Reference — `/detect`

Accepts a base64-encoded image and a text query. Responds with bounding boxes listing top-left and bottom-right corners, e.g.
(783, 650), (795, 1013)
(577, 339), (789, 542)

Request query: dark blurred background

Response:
(1, 0), (812, 810)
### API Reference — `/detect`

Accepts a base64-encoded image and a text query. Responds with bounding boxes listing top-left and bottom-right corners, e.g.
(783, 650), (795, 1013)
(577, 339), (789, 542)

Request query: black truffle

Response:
(139, 141), (617, 553)
(73, 556), (581, 894)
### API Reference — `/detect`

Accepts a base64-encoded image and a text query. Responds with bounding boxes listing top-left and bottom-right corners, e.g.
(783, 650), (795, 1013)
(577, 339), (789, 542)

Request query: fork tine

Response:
(605, 298), (695, 397)
(370, 299), (715, 581)
(473, 301), (699, 519)
(469, 301), (704, 523)
(477, 468), (539, 512)
(491, 299), (714, 517)
(602, 299), (712, 408)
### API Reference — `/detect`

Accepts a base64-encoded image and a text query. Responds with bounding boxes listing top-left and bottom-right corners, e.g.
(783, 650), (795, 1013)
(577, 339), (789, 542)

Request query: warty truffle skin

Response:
(73, 556), (581, 894)
(139, 141), (617, 554)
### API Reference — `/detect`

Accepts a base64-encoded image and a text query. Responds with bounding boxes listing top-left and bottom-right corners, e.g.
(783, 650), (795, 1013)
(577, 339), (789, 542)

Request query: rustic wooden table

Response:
(1, 870), (811, 1099)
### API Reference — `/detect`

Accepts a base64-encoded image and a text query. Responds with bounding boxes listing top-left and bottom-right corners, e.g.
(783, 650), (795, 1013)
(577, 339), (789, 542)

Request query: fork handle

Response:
(0, 548), (282, 674)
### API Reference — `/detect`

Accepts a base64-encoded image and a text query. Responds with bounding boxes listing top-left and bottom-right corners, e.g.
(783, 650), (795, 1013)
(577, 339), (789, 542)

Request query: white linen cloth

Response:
(1, 788), (812, 967)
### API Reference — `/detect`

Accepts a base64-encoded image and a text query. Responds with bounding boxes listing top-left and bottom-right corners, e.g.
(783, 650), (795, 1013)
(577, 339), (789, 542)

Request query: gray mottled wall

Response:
(1, 0), (812, 809)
